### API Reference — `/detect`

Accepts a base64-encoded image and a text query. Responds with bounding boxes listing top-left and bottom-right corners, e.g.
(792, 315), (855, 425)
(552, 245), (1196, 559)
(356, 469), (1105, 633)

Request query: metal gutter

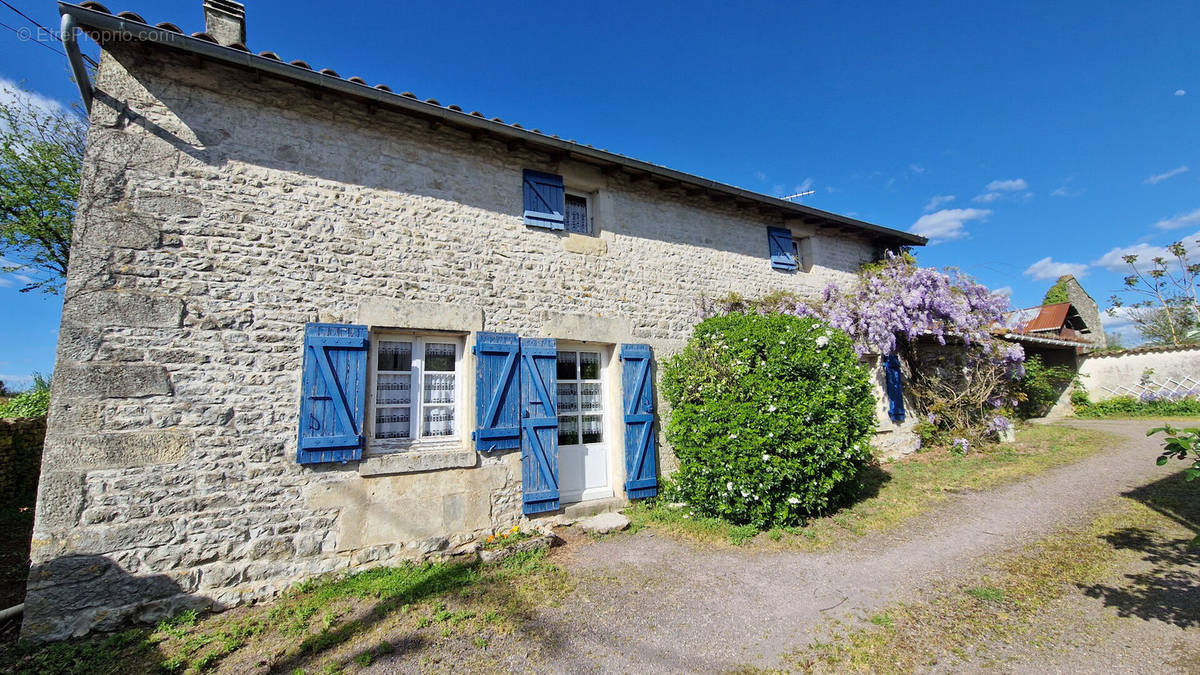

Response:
(60, 12), (93, 112)
(1001, 333), (1092, 348)
(57, 1), (926, 246)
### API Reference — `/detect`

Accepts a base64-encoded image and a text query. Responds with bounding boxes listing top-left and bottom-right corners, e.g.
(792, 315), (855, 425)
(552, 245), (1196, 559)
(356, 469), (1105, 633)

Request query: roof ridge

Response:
(59, 1), (927, 246)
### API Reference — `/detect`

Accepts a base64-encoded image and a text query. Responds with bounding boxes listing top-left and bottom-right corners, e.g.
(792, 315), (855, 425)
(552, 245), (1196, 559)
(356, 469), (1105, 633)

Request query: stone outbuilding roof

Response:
(59, 0), (926, 249)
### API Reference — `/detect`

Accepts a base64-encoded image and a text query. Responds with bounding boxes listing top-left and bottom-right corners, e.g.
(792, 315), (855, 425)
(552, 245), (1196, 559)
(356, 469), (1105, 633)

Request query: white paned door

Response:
(556, 349), (612, 503)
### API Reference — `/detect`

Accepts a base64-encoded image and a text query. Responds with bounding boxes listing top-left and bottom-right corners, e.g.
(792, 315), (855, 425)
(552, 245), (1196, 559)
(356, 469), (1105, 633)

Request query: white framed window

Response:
(564, 191), (594, 236)
(368, 332), (464, 452)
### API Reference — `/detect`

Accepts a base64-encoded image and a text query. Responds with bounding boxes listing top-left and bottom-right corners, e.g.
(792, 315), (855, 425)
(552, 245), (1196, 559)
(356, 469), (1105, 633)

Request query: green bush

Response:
(1016, 356), (1075, 419)
(0, 374), (50, 418)
(1075, 395), (1200, 418)
(662, 313), (877, 529)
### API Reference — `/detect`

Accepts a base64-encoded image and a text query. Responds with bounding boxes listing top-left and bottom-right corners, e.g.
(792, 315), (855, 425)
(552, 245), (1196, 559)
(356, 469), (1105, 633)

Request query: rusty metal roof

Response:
(59, 1), (927, 247)
(1022, 303), (1072, 333)
(1000, 303), (1073, 334)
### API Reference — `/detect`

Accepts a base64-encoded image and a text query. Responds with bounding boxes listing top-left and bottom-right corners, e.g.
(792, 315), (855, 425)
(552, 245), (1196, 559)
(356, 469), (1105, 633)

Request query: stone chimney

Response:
(202, 0), (246, 47)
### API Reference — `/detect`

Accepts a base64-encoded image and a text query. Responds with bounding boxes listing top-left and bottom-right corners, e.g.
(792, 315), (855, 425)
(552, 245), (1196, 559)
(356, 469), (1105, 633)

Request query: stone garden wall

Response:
(1077, 345), (1200, 400)
(0, 416), (46, 508)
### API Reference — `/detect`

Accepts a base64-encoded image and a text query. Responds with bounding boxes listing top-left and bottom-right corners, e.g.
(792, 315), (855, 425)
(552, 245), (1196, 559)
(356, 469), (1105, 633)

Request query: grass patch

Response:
(788, 469), (1200, 672)
(2, 549), (572, 674)
(627, 424), (1121, 551)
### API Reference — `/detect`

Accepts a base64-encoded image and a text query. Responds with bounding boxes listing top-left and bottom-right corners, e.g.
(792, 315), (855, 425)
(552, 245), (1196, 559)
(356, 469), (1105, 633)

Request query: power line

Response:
(0, 18), (66, 59)
(0, 0), (98, 66)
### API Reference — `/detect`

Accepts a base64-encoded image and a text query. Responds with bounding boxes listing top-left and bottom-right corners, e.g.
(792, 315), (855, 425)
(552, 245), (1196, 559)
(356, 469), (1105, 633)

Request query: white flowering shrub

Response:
(662, 313), (876, 528)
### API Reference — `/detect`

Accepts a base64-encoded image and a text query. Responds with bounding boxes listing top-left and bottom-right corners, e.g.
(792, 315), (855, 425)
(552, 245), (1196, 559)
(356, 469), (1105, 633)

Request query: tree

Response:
(0, 83), (87, 294)
(1127, 304), (1199, 346)
(1108, 241), (1200, 346)
(1042, 275), (1071, 305)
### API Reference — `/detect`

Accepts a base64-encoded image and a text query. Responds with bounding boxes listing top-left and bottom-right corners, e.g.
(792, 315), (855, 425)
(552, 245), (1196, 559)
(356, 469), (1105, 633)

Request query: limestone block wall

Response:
(0, 416), (46, 508)
(1063, 278), (1106, 349)
(26, 40), (884, 641)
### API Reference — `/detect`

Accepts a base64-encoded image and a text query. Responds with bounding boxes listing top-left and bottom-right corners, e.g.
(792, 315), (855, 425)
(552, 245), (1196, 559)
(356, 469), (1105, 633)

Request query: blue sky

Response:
(1, 0), (1197, 387)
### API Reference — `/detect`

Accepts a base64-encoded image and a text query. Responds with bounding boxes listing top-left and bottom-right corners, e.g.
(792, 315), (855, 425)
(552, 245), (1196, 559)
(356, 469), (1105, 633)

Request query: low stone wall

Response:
(1078, 345), (1200, 400)
(0, 416), (47, 508)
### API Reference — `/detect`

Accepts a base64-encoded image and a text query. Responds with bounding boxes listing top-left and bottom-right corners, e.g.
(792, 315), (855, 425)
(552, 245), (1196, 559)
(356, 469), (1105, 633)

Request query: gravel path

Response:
(521, 420), (1190, 672)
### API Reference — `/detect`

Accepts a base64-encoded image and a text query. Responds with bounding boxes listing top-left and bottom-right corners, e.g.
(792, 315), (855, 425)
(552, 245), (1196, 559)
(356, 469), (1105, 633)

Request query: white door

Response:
(556, 348), (612, 503)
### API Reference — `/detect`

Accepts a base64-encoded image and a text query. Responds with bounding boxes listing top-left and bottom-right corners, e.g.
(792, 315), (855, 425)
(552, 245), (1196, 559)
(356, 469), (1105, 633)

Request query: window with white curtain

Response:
(370, 333), (463, 451)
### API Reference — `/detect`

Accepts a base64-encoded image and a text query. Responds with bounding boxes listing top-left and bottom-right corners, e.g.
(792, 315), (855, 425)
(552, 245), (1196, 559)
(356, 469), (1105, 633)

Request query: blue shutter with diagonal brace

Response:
(523, 169), (565, 230)
(768, 227), (797, 270)
(297, 323), (368, 464)
(473, 332), (521, 452)
(519, 337), (560, 514)
(885, 352), (906, 422)
(620, 344), (658, 499)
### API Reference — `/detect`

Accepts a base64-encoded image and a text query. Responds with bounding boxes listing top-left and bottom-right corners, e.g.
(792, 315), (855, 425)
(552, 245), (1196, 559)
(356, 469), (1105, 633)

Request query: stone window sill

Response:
(359, 446), (477, 476)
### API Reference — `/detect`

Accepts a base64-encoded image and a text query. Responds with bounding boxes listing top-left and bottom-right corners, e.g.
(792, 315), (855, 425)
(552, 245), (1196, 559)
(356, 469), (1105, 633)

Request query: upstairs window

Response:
(564, 193), (593, 235)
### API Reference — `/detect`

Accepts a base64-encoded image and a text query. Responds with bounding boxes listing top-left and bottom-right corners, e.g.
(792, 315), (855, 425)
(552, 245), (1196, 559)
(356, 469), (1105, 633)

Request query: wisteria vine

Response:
(702, 253), (1026, 444)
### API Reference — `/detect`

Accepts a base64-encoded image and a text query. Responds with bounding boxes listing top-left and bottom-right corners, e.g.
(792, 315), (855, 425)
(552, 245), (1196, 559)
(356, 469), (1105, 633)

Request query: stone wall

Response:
(26, 41), (887, 641)
(1077, 345), (1200, 400)
(1063, 277), (1106, 349)
(0, 416), (46, 508)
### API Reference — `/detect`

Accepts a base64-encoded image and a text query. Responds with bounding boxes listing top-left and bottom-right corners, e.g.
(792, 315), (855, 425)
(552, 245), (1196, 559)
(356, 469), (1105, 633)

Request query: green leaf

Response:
(1156, 456), (1170, 466)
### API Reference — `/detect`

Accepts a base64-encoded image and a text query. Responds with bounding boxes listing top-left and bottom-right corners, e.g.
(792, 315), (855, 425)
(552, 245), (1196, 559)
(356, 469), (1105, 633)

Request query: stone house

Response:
(26, 0), (924, 641)
(999, 276), (1107, 369)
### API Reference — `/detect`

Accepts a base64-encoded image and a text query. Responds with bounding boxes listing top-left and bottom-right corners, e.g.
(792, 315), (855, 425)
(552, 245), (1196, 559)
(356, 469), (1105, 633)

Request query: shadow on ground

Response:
(1079, 472), (1200, 629)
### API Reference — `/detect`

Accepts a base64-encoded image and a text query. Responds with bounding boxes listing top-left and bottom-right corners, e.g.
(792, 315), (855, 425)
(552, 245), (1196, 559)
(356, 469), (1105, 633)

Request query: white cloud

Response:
(1144, 165), (1189, 185)
(0, 77), (70, 136)
(909, 164), (926, 174)
(1175, 89), (1187, 96)
(992, 285), (1013, 298)
(1092, 229), (1200, 271)
(0, 277), (11, 288)
(909, 208), (991, 244)
(1152, 207), (1200, 230)
(986, 178), (1028, 192)
(923, 194), (955, 211)
(794, 178), (813, 193)
(1024, 257), (1088, 281)
(973, 192), (1002, 203)
(1093, 242), (1170, 272)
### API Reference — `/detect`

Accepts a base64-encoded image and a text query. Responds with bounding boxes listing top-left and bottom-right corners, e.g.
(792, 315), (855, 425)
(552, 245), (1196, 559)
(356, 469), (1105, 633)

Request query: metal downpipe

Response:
(60, 12), (93, 113)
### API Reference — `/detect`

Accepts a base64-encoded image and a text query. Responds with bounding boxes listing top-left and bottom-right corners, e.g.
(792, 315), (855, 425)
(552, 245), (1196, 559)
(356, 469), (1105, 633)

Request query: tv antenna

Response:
(781, 190), (815, 202)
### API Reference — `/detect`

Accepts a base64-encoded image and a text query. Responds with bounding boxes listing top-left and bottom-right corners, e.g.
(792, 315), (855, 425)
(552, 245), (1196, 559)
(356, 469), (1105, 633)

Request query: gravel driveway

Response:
(523, 420), (1192, 672)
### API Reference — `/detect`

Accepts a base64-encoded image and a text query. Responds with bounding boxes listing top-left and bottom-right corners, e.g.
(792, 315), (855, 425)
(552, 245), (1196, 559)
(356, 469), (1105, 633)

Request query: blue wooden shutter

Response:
(620, 344), (658, 499)
(519, 337), (560, 514)
(885, 353), (906, 422)
(768, 227), (797, 270)
(473, 331), (521, 451)
(523, 169), (565, 230)
(298, 323), (368, 464)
